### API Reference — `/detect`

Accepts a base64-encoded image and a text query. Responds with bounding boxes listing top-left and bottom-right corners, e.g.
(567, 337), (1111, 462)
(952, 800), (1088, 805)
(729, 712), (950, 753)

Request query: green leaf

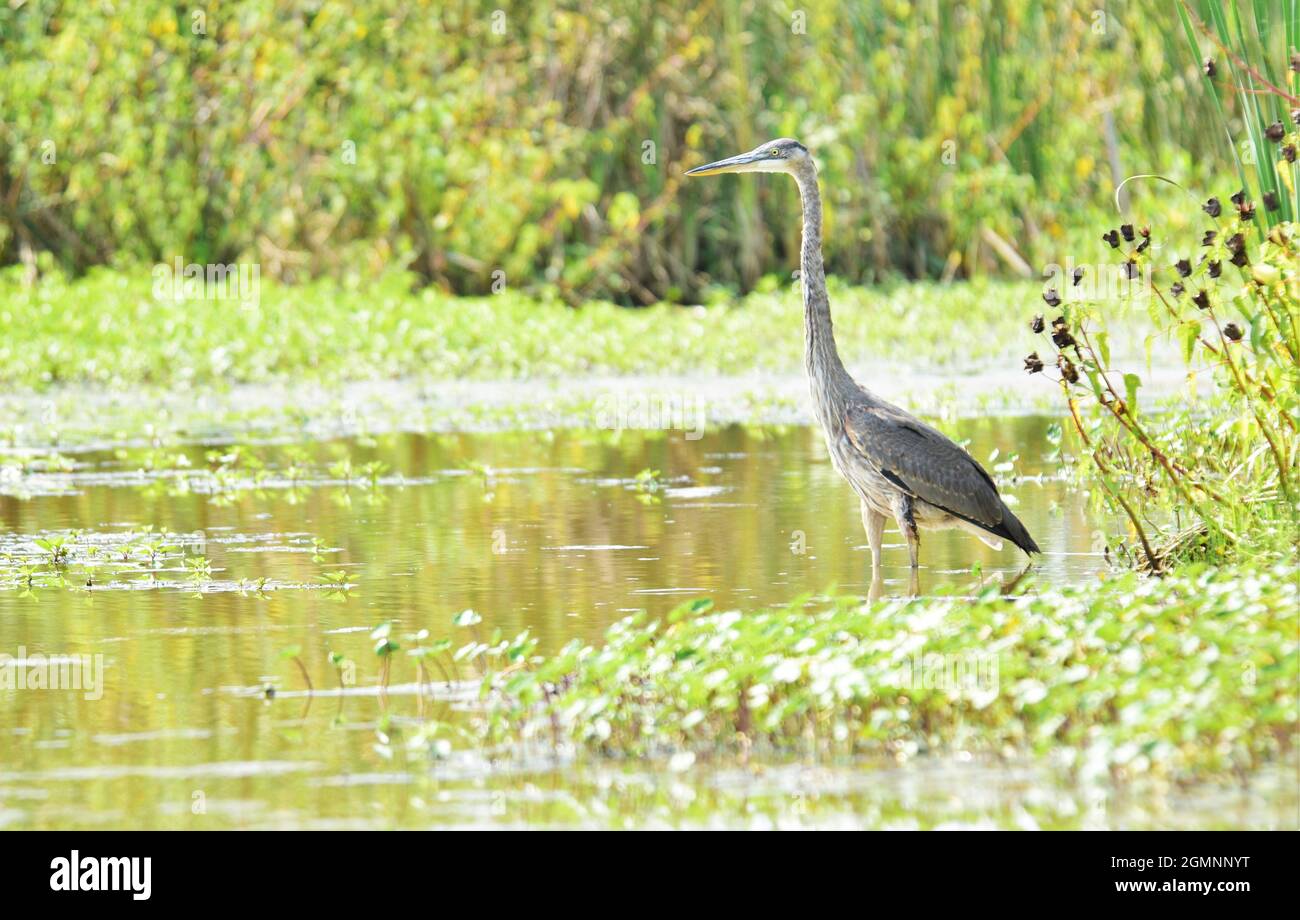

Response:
(452, 609), (482, 627)
(1123, 373), (1141, 417)
(1095, 330), (1110, 367)
(1178, 322), (1200, 364)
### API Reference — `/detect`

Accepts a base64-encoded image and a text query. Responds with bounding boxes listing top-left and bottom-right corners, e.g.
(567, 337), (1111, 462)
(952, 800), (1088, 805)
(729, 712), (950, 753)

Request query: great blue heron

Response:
(687, 138), (1039, 593)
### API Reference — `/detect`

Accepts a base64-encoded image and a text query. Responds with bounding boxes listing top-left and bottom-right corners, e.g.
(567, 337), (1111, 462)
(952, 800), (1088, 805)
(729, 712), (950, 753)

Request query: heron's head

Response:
(685, 138), (810, 177)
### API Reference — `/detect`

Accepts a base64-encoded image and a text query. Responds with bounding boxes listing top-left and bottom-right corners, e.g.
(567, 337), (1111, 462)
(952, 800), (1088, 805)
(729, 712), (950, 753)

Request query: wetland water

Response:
(1, 417), (1289, 828)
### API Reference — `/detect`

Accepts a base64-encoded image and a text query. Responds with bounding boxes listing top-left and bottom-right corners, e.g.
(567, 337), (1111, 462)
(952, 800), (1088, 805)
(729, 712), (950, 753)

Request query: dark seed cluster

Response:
(1050, 316), (1075, 349)
(1057, 353), (1079, 384)
(1226, 232), (1249, 267)
(1223, 323), (1243, 342)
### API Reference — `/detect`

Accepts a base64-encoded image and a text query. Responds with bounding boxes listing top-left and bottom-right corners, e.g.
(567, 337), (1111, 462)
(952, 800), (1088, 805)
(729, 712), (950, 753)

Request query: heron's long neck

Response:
(793, 166), (853, 412)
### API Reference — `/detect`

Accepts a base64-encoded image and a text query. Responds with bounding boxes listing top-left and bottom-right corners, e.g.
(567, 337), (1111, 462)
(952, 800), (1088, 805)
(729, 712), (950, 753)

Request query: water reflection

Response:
(0, 418), (1135, 829)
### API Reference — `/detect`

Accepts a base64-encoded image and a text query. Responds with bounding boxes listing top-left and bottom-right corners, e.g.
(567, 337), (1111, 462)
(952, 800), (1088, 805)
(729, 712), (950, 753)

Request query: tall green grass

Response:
(0, 1), (1255, 300)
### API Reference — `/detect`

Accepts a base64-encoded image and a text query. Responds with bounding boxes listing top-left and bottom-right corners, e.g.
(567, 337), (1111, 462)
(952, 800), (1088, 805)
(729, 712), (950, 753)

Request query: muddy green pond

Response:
(1, 418), (1287, 828)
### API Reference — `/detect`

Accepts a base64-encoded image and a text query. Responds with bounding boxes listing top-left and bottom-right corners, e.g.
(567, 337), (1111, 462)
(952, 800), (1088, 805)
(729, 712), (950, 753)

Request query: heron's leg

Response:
(890, 492), (921, 571)
(863, 503), (886, 601)
(861, 503), (886, 572)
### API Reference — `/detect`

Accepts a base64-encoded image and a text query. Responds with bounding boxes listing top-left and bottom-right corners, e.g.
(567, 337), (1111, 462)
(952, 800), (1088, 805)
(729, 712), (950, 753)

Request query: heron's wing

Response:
(843, 405), (1003, 529)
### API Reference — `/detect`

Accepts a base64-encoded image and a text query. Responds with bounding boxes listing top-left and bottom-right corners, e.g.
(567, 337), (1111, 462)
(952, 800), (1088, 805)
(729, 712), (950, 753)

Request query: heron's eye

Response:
(767, 148), (781, 157)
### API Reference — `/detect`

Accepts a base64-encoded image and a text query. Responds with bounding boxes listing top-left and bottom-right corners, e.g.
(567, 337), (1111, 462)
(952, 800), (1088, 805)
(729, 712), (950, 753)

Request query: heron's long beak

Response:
(685, 150), (765, 177)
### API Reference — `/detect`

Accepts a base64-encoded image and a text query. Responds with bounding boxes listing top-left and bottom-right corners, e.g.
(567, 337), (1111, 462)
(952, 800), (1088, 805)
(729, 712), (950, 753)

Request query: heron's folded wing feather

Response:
(844, 405), (1004, 529)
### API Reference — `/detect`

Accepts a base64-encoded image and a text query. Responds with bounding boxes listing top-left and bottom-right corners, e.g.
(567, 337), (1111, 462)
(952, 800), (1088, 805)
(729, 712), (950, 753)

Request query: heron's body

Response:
(687, 138), (1039, 589)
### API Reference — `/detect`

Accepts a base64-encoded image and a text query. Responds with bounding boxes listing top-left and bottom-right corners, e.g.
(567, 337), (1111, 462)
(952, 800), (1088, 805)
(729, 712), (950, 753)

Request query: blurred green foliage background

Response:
(0, 0), (1277, 302)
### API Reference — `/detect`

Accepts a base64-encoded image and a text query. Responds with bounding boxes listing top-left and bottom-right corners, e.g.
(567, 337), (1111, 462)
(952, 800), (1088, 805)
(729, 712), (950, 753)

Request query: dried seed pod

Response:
(1030, 314), (1045, 334)
(1263, 191), (1279, 212)
(1170, 281), (1185, 298)
(1193, 290), (1211, 310)
(1071, 266), (1085, 286)
(1202, 230), (1217, 247)
(1223, 323), (1243, 341)
(1050, 321), (1076, 349)
(1207, 260), (1222, 278)
(1203, 57), (1216, 77)
(1057, 353), (1079, 384)
(1042, 289), (1061, 308)
(1265, 121), (1286, 142)
(1284, 144), (1297, 163)
(1175, 258), (1192, 277)
(1023, 352), (1044, 374)
(1203, 197), (1221, 218)
(1120, 224), (1135, 242)
(1102, 229), (1120, 249)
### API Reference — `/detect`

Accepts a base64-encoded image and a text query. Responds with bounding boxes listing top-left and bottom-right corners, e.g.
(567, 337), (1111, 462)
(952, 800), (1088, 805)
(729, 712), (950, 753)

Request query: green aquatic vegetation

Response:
(33, 535), (71, 566)
(360, 460), (388, 488)
(468, 567), (1296, 782)
(278, 645), (313, 695)
(184, 556), (213, 597)
(0, 270), (1120, 393)
(633, 467), (666, 505)
(371, 622), (400, 697)
(327, 652), (354, 693)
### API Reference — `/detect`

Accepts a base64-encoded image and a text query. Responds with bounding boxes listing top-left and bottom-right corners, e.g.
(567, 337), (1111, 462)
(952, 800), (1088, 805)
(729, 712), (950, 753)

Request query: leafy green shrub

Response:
(1028, 2), (1299, 570)
(0, 1), (1254, 300)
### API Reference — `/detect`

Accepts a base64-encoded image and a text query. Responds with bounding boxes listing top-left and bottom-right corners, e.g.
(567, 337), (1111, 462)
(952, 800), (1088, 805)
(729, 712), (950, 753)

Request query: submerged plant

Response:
(33, 535), (71, 566)
(371, 622), (400, 697)
(278, 644), (313, 694)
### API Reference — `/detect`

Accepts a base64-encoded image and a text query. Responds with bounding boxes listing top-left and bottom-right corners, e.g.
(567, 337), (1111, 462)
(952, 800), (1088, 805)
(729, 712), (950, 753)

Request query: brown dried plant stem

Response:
(1075, 327), (1238, 545)
(1150, 285), (1283, 410)
(1203, 305), (1295, 503)
(1179, 1), (1300, 106)
(1064, 392), (1162, 572)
